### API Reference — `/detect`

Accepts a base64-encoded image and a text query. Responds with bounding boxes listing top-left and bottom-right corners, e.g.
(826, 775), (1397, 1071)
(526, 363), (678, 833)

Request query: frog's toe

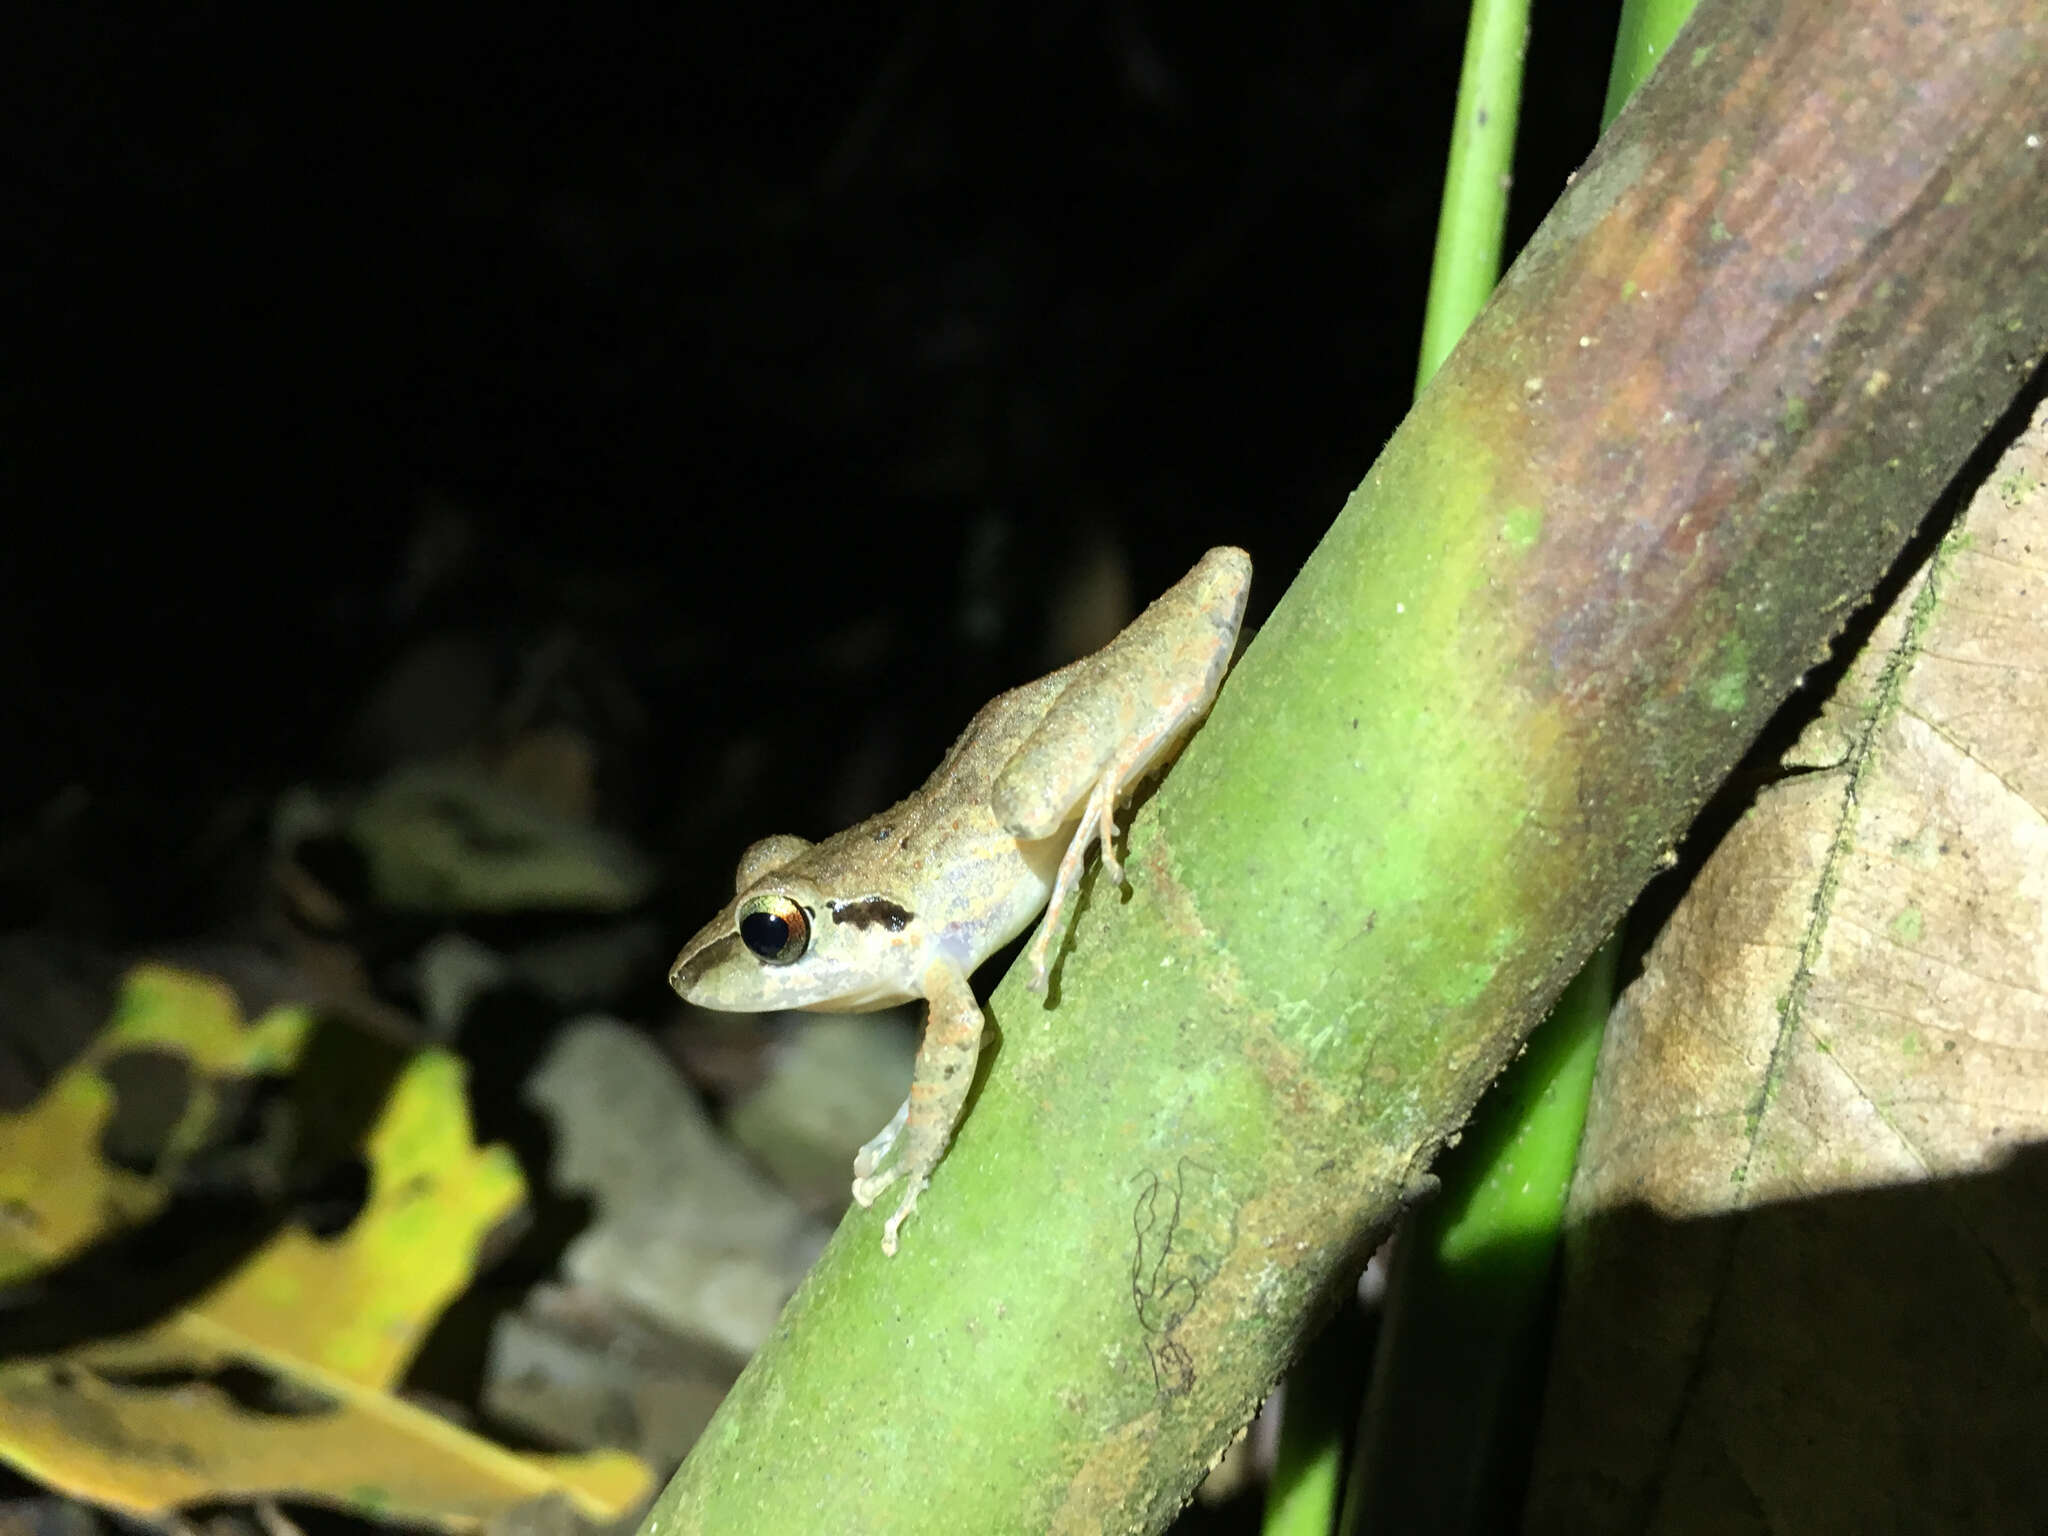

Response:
(879, 1177), (927, 1256)
(851, 1163), (901, 1209)
(1024, 928), (1055, 994)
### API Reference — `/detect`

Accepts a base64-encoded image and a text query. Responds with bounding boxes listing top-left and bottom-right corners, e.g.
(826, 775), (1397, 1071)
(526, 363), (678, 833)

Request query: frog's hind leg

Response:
(850, 957), (983, 1255)
(1000, 548), (1251, 994)
(1020, 693), (1197, 991)
(1024, 768), (1124, 992)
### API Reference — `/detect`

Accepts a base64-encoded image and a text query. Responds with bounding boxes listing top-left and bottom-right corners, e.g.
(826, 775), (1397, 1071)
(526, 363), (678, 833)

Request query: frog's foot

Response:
(1097, 804), (1125, 887)
(878, 1176), (927, 1257)
(852, 1160), (921, 1256)
(1026, 770), (1124, 993)
(852, 1097), (909, 1187)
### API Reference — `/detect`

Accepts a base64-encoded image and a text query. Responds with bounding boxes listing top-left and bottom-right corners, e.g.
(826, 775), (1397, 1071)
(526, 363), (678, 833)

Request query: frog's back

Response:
(793, 664), (1079, 896)
(922, 665), (1082, 807)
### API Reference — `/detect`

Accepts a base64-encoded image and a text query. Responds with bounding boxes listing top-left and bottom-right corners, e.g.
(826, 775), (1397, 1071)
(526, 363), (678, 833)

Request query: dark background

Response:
(0, 3), (1621, 1527)
(3, 2), (1623, 935)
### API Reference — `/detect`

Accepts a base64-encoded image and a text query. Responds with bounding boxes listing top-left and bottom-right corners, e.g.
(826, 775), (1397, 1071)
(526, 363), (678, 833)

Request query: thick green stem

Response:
(644, 0), (2048, 1528)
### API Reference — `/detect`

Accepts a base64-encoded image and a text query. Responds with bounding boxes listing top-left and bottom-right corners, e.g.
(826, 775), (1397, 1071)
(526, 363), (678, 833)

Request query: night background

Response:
(4, 4), (1625, 906)
(2, 3), (1629, 1529)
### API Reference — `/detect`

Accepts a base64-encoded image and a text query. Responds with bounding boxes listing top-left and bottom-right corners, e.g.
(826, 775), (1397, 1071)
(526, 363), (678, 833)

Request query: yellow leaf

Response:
(198, 1050), (525, 1390)
(0, 1352), (648, 1527)
(0, 967), (652, 1528)
(0, 966), (315, 1287)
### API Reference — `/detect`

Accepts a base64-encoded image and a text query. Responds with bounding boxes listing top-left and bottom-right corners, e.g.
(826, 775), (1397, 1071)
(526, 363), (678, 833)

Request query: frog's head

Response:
(669, 834), (929, 1013)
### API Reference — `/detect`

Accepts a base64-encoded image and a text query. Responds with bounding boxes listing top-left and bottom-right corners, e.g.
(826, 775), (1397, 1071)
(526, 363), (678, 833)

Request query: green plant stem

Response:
(1603, 0), (1706, 126)
(641, 1), (2048, 1526)
(1340, 941), (1616, 1533)
(1262, 1301), (1369, 1536)
(1341, 5), (1700, 1529)
(1269, 1), (1533, 1529)
(1415, 0), (1531, 395)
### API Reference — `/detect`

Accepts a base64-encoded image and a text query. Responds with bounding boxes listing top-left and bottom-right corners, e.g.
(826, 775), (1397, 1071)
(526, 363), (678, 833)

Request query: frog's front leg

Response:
(851, 1096), (909, 1182)
(849, 956), (982, 1255)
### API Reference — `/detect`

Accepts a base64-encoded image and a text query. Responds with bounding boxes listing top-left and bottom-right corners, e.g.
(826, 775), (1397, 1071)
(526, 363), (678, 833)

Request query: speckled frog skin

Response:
(669, 547), (1251, 1253)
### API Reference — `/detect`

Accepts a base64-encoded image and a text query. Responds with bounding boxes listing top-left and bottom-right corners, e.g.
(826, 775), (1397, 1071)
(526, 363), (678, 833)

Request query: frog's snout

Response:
(669, 930), (761, 1008)
(667, 940), (716, 1000)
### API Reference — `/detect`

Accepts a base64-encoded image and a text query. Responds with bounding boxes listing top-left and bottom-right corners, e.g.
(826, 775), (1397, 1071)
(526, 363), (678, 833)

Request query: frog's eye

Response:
(736, 893), (810, 964)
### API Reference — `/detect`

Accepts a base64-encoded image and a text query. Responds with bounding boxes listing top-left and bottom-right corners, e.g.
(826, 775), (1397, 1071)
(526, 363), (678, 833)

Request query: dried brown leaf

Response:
(1528, 401), (2048, 1534)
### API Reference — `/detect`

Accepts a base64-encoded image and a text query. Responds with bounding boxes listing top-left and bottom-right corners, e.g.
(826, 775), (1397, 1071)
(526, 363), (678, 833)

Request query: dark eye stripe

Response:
(830, 897), (914, 932)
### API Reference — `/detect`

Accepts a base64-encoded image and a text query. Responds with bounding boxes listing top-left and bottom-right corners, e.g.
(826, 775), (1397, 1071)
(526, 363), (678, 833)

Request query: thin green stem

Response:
(1261, 1303), (1367, 1536)
(1415, 0), (1532, 394)
(1603, 0), (1705, 126)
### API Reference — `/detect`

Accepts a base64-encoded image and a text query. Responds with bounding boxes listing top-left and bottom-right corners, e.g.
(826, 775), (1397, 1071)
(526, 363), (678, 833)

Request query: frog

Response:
(668, 546), (1252, 1254)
